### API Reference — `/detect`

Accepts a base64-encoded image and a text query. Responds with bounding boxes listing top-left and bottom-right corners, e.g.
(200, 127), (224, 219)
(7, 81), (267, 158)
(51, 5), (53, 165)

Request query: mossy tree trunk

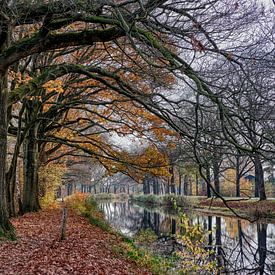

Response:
(0, 71), (15, 238)
(22, 103), (41, 213)
(0, 12), (16, 237)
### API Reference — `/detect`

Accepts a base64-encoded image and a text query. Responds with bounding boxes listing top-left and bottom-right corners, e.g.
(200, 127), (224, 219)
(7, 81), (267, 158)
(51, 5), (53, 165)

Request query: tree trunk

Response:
(236, 155), (241, 197)
(178, 173), (182, 195)
(206, 165), (211, 198)
(0, 71), (15, 238)
(6, 174), (16, 217)
(22, 120), (40, 213)
(195, 173), (199, 196)
(213, 158), (220, 194)
(170, 166), (176, 194)
(183, 175), (188, 195)
(152, 177), (159, 195)
(189, 177), (192, 196)
(254, 155), (266, 200)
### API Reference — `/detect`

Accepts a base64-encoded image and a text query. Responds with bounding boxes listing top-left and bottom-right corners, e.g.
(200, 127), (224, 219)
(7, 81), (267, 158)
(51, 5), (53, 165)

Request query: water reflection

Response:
(99, 200), (275, 274)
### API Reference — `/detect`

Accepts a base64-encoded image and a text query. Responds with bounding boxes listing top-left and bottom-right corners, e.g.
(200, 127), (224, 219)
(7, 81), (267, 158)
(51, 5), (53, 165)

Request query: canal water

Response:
(99, 200), (275, 274)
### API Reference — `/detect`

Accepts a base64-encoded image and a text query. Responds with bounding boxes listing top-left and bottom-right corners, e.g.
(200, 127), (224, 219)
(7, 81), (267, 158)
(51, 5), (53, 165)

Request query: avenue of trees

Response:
(0, 0), (274, 238)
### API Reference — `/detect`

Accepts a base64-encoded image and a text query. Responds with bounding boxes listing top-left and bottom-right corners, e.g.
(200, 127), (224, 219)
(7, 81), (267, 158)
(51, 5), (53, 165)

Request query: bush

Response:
(65, 192), (89, 213)
(131, 194), (192, 208)
(38, 163), (65, 208)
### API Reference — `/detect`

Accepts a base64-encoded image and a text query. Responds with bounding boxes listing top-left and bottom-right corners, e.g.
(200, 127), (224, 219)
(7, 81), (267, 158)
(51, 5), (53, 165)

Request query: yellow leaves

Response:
(175, 211), (220, 274)
(39, 163), (66, 208)
(42, 79), (64, 93)
(54, 130), (75, 140)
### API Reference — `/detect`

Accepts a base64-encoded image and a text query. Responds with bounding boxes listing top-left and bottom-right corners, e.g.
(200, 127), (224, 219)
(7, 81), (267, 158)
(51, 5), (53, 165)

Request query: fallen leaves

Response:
(0, 209), (150, 275)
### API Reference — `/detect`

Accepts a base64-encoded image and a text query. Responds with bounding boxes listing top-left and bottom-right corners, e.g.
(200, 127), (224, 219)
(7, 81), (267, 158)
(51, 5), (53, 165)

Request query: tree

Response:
(1, 0), (274, 237)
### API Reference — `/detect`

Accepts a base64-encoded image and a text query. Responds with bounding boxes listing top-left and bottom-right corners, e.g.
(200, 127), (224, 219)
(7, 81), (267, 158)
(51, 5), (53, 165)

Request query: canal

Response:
(99, 200), (275, 274)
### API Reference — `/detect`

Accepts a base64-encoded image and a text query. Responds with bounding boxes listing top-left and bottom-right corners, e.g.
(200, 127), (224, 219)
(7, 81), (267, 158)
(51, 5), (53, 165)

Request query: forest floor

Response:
(0, 207), (150, 275)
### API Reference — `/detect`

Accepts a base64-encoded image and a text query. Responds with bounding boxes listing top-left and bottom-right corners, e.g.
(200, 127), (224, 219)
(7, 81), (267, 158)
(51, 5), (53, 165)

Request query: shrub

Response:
(176, 210), (219, 274)
(39, 163), (65, 208)
(65, 192), (89, 213)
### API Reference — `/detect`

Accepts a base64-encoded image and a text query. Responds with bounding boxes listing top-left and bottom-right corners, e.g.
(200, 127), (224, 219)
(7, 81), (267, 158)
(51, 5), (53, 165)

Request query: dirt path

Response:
(0, 209), (150, 275)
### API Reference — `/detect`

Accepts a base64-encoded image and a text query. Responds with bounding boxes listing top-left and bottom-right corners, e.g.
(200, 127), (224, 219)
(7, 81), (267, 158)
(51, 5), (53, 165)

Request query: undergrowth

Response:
(66, 193), (220, 274)
(131, 194), (200, 209)
(65, 193), (176, 274)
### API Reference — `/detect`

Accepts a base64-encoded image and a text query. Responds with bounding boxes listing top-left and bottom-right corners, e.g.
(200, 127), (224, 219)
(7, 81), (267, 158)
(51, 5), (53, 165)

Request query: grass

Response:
(131, 194), (275, 220)
(66, 193), (176, 274)
(93, 192), (129, 201)
(131, 194), (201, 209)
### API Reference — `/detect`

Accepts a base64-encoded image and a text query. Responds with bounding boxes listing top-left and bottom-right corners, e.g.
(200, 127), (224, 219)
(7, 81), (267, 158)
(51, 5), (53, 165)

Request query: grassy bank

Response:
(197, 197), (275, 220)
(131, 194), (275, 221)
(93, 192), (129, 201)
(65, 193), (176, 274)
(130, 194), (200, 208)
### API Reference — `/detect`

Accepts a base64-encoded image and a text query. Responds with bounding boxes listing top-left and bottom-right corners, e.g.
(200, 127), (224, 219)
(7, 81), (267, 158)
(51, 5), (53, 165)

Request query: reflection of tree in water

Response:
(204, 216), (274, 274)
(100, 201), (275, 274)
(100, 201), (144, 236)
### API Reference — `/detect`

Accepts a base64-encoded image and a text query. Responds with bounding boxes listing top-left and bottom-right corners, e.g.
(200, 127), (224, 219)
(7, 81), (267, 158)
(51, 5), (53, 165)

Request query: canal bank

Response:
(130, 194), (275, 221)
(97, 198), (275, 275)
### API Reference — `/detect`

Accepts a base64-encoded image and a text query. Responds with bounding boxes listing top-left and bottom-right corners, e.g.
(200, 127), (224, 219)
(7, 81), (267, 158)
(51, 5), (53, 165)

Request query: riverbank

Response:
(0, 199), (150, 274)
(131, 194), (275, 221)
(93, 192), (129, 201)
(70, 194), (179, 274)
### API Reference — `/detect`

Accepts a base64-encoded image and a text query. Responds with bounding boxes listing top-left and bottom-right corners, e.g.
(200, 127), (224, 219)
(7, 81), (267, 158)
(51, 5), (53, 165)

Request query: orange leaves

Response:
(0, 209), (148, 274)
(9, 70), (32, 87)
(42, 79), (64, 93)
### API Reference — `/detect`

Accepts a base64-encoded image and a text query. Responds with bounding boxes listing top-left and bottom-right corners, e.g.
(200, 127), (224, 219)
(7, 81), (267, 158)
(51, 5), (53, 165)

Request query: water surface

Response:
(99, 200), (275, 274)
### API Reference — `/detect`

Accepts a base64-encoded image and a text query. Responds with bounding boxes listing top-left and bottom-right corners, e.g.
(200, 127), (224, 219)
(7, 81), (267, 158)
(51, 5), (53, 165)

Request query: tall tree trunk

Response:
(254, 155), (266, 200)
(189, 177), (192, 195)
(0, 71), (15, 238)
(152, 177), (159, 195)
(6, 174), (16, 217)
(170, 166), (176, 194)
(195, 173), (199, 196)
(206, 164), (211, 198)
(235, 155), (241, 197)
(183, 175), (189, 195)
(22, 122), (40, 213)
(6, 106), (24, 217)
(213, 158), (220, 194)
(0, 15), (16, 237)
(178, 172), (182, 195)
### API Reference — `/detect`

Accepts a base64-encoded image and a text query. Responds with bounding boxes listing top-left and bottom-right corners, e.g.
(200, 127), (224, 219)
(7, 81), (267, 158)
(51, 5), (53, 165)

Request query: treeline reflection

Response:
(99, 201), (275, 274)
